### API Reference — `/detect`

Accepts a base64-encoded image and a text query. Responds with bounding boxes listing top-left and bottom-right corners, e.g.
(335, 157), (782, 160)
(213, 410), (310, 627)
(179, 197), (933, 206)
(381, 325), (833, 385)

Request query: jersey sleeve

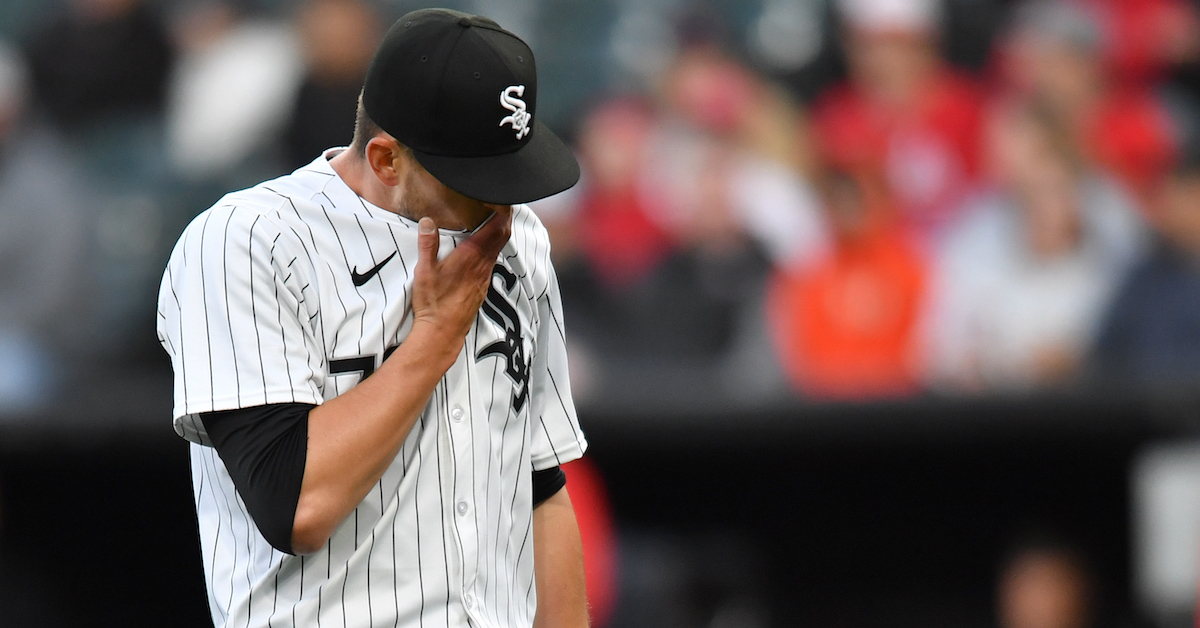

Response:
(157, 204), (324, 444)
(527, 226), (588, 471)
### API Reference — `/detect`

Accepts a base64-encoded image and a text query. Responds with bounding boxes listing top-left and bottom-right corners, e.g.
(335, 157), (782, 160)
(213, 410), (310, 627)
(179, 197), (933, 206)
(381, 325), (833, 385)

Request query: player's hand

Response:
(411, 207), (512, 348)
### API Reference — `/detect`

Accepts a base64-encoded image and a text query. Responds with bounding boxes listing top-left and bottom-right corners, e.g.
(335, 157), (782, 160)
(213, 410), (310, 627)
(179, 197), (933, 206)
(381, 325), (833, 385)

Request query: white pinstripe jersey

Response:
(156, 149), (588, 628)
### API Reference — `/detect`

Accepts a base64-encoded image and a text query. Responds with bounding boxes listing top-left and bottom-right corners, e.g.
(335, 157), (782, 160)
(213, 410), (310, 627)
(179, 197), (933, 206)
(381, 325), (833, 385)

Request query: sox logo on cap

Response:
(362, 9), (580, 205)
(499, 85), (532, 139)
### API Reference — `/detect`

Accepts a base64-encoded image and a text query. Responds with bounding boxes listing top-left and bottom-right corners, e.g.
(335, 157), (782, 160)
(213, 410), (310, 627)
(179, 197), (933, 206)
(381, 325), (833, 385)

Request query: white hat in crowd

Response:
(838, 0), (942, 33)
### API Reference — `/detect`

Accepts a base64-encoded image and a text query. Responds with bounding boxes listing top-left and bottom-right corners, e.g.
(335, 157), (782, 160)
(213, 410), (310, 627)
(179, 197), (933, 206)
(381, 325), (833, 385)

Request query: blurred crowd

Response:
(2, 0), (1200, 410)
(537, 0), (1200, 404)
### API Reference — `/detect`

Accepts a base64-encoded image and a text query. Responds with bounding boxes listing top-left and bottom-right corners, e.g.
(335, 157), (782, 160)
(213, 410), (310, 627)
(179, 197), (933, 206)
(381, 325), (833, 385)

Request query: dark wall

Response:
(591, 418), (1148, 627)
(0, 391), (1186, 627)
(0, 435), (209, 628)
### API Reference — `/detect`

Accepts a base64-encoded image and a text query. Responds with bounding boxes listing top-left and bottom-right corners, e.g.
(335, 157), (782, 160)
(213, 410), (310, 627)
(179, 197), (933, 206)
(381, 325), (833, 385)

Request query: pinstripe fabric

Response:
(157, 149), (587, 628)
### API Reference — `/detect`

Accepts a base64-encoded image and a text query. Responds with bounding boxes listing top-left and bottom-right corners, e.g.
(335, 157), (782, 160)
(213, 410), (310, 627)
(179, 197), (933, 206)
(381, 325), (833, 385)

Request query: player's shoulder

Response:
(503, 204), (560, 298)
(185, 163), (332, 236)
(508, 203), (553, 262)
(170, 181), (319, 273)
(228, 166), (329, 217)
(180, 193), (287, 245)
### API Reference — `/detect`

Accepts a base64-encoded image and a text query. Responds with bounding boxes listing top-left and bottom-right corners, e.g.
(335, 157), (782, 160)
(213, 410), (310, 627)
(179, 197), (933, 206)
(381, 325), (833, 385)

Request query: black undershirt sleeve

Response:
(200, 403), (313, 555)
(532, 465), (566, 507)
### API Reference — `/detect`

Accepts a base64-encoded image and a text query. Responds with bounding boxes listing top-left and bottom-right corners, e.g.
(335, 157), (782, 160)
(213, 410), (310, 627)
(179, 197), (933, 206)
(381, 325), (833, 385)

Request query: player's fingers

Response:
(446, 208), (510, 283)
(417, 217), (439, 269)
(469, 207), (512, 258)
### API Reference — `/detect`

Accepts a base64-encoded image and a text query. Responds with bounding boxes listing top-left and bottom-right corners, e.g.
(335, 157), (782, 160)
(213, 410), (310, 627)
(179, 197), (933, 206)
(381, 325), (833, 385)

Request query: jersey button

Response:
(463, 592), (475, 608)
(451, 406), (465, 422)
(456, 501), (469, 516)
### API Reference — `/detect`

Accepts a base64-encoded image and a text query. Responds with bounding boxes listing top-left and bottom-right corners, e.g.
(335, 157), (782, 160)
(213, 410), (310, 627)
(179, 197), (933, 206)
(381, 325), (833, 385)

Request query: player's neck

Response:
(329, 149), (490, 231)
(329, 148), (401, 214)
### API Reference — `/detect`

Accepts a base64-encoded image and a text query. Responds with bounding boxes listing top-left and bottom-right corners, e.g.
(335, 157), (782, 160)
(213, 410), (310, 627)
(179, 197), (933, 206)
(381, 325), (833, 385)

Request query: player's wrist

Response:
(406, 318), (466, 369)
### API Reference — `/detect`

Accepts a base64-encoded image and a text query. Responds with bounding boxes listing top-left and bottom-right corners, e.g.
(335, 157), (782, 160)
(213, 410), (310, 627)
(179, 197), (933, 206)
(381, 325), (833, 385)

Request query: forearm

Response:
(292, 320), (460, 553)
(533, 488), (589, 628)
(293, 208), (512, 554)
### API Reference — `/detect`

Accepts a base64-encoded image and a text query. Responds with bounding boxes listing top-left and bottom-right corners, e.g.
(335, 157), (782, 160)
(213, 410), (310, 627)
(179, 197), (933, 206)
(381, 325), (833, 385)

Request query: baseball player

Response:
(156, 9), (589, 628)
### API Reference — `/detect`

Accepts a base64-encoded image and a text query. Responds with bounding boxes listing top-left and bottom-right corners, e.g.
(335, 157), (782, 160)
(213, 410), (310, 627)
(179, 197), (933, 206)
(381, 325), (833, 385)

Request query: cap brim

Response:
(411, 120), (581, 205)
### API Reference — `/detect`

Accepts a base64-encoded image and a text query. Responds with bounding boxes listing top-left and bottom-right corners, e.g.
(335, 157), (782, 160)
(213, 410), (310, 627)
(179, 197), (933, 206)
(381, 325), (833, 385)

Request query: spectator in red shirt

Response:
(547, 98), (676, 290)
(813, 0), (986, 245)
(994, 0), (1179, 210)
(1080, 0), (1200, 88)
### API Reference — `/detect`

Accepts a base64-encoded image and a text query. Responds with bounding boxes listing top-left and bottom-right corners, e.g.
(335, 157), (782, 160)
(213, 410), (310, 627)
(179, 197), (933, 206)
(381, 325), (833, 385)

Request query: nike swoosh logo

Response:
(350, 252), (396, 287)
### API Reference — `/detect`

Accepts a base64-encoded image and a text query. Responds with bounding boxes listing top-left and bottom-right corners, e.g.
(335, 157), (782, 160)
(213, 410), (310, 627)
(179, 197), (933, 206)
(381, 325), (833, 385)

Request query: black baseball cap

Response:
(362, 8), (580, 205)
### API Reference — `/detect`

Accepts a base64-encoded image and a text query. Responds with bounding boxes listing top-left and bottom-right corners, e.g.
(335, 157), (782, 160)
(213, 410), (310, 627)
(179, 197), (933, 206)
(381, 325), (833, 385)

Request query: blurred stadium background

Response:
(4, 0), (1200, 626)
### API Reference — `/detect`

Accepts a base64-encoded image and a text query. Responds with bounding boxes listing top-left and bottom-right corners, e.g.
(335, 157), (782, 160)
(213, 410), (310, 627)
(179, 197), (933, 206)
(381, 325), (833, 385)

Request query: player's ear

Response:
(365, 136), (407, 187)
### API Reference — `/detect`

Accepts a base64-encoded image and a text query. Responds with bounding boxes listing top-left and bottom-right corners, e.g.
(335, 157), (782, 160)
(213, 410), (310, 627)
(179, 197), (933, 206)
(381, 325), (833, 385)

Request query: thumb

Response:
(417, 217), (439, 267)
